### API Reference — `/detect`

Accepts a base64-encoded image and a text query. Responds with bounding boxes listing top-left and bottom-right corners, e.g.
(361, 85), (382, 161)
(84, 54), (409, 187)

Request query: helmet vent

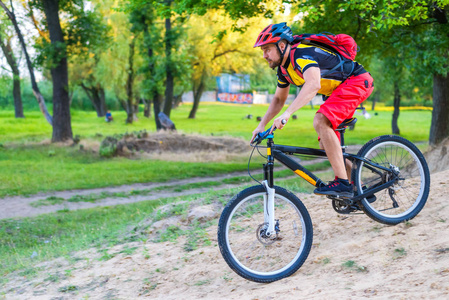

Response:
(262, 35), (269, 42)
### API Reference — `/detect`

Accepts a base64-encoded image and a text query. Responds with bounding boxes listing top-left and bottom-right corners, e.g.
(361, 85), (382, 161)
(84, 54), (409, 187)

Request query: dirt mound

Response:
(119, 132), (249, 155)
(99, 131), (251, 159)
(424, 137), (449, 173)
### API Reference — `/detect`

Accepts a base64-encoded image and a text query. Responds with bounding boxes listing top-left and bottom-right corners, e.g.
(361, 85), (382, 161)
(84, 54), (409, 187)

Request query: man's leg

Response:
(314, 113), (347, 179)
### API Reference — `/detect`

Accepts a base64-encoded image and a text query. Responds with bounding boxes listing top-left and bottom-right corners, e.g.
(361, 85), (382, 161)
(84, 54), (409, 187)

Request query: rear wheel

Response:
(217, 185), (313, 283)
(352, 135), (430, 225)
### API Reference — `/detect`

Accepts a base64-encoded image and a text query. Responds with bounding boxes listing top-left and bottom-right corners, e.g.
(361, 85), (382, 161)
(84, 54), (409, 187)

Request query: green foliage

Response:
(31, 0), (110, 68)
(157, 225), (184, 242)
(184, 221), (212, 252)
(99, 137), (118, 158)
(393, 247), (407, 259)
(30, 196), (65, 208)
(341, 260), (368, 272)
(58, 285), (79, 293)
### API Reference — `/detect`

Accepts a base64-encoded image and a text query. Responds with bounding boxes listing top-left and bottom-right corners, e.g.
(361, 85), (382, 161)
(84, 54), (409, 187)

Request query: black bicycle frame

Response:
(263, 138), (397, 201)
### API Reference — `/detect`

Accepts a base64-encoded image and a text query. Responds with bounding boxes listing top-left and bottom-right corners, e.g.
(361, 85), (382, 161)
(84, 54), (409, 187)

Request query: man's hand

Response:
(251, 124), (266, 143)
(270, 112), (291, 133)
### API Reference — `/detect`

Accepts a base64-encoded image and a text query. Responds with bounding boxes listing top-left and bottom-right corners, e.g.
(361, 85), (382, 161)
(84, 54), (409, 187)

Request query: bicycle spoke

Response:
(354, 137), (429, 224)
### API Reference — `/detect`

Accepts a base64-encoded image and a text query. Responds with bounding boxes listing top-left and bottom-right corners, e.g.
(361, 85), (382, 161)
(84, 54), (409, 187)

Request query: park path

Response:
(0, 169), (263, 220)
(1, 162), (325, 220)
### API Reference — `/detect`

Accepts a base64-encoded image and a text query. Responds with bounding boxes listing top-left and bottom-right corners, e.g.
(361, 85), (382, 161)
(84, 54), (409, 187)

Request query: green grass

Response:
(0, 103), (431, 146)
(0, 144), (251, 197)
(0, 196), (170, 277)
(341, 260), (368, 272)
(0, 104), (431, 197)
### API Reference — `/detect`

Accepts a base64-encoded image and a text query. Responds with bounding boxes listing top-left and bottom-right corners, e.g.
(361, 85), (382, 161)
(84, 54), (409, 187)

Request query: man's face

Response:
(261, 44), (281, 69)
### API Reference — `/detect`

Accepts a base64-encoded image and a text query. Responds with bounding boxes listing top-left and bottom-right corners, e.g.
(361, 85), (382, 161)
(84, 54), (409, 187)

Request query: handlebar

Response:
(251, 119), (286, 146)
(252, 126), (275, 145)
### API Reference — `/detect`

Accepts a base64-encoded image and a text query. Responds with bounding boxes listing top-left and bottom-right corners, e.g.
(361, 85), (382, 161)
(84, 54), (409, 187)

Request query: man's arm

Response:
(272, 66), (321, 131)
(251, 85), (290, 142)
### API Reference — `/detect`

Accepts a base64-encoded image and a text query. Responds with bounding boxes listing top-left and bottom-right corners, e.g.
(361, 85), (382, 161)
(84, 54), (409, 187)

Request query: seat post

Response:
(337, 127), (346, 154)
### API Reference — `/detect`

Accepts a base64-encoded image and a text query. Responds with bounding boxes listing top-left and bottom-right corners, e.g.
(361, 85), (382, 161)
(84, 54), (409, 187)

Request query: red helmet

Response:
(253, 22), (294, 48)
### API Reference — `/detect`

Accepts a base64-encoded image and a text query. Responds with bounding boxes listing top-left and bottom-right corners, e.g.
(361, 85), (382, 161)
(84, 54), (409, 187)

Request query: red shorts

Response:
(317, 72), (374, 139)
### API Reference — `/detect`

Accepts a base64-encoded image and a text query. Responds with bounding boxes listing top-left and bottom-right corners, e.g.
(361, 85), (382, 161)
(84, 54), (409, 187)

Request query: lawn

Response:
(0, 102), (432, 196)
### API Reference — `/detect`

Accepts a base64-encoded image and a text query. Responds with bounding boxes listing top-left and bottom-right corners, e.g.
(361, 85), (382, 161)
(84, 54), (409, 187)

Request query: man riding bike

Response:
(251, 22), (374, 198)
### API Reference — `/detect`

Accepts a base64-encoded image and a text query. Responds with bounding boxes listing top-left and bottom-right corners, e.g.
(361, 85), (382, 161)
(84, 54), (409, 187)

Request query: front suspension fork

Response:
(262, 180), (276, 236)
(262, 143), (276, 236)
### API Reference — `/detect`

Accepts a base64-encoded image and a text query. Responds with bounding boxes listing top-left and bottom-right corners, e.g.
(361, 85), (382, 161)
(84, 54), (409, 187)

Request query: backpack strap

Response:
(302, 41), (354, 80)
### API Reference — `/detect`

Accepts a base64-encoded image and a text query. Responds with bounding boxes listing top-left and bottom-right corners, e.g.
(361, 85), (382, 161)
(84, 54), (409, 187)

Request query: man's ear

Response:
(279, 40), (287, 51)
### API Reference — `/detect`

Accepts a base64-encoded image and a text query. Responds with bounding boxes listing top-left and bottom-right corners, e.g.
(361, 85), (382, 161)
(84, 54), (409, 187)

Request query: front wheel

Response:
(352, 135), (430, 225)
(217, 185), (313, 283)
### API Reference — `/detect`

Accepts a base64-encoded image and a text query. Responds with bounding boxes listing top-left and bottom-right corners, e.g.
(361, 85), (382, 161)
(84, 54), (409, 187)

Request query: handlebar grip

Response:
(252, 126), (276, 145)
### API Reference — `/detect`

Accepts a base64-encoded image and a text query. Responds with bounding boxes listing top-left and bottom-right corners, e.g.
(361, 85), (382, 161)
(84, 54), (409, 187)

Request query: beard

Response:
(267, 57), (282, 70)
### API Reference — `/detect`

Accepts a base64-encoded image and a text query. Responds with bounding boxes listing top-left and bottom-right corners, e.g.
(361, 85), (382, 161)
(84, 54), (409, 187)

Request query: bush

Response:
(99, 136), (118, 157)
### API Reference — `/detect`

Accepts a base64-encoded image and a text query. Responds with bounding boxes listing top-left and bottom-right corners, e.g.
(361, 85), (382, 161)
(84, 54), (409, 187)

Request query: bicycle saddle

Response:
(337, 118), (357, 129)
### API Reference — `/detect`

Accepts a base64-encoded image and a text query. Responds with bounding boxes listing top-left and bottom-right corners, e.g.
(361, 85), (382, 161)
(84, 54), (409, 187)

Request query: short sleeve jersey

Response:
(277, 43), (365, 96)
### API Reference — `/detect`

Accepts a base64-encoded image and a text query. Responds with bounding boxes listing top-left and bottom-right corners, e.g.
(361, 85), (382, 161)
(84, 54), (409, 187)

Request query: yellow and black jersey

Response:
(277, 43), (366, 96)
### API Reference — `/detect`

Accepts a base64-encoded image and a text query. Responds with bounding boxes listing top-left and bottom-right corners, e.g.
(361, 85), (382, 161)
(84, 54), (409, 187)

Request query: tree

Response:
(184, 8), (288, 119)
(39, 0), (72, 142)
(127, 0), (287, 125)
(129, 4), (164, 127)
(66, 4), (111, 117)
(128, 1), (192, 128)
(0, 0), (52, 124)
(0, 24), (23, 118)
(294, 0), (449, 144)
(125, 37), (136, 123)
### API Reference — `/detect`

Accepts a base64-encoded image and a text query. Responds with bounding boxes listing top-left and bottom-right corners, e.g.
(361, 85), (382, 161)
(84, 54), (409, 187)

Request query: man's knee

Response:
(314, 113), (332, 132)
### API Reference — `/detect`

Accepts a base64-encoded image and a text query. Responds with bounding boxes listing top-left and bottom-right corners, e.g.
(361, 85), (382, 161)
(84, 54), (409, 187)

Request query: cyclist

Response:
(251, 22), (374, 198)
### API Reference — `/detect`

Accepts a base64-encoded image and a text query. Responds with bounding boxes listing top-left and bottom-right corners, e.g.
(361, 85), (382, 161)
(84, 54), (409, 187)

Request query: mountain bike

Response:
(217, 118), (430, 283)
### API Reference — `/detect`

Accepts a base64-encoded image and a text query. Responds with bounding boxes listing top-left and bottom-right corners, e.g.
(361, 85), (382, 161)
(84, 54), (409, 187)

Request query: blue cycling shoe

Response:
(314, 177), (354, 199)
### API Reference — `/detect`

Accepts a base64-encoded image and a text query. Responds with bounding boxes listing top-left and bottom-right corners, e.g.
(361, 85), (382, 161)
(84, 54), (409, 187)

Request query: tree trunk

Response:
(0, 33), (24, 118)
(163, 0), (174, 117)
(153, 94), (163, 130)
(189, 74), (205, 119)
(125, 38), (136, 124)
(81, 84), (107, 117)
(41, 0), (72, 142)
(429, 73), (449, 145)
(142, 99), (151, 118)
(392, 81), (400, 135)
(173, 93), (183, 108)
(133, 96), (139, 121)
(99, 87), (107, 116)
(0, 0), (52, 124)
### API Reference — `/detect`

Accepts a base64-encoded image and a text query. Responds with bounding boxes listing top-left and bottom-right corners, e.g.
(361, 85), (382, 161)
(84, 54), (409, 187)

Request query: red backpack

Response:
(293, 33), (358, 60)
(280, 32), (358, 84)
